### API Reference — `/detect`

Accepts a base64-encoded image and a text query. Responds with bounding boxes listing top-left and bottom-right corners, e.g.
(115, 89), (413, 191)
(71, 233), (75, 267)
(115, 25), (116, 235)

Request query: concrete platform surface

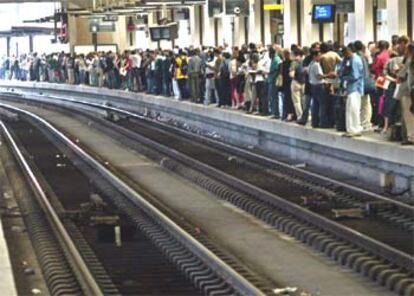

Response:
(0, 219), (17, 296)
(9, 102), (393, 296)
(0, 81), (411, 168)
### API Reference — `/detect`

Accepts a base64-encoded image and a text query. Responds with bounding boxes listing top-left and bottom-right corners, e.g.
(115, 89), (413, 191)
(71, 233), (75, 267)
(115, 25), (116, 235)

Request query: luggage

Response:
(334, 95), (346, 132)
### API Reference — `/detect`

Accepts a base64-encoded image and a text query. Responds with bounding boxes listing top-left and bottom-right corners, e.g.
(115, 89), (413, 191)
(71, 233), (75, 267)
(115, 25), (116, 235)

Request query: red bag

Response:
(378, 94), (385, 115)
(375, 76), (390, 90)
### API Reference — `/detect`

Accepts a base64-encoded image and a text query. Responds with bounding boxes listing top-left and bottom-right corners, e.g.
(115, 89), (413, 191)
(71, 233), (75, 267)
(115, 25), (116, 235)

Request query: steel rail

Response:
(7, 88), (413, 216)
(2, 91), (413, 272)
(82, 108), (414, 272)
(0, 102), (265, 296)
(0, 120), (104, 296)
(12, 94), (414, 270)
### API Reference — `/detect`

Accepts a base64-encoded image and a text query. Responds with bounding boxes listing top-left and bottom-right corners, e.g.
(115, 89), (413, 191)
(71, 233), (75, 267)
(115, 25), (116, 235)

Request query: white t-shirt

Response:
(308, 61), (324, 85)
(131, 54), (142, 68)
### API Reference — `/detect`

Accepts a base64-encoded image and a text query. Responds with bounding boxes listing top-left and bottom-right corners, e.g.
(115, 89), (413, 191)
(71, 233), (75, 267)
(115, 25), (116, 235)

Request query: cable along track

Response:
(0, 103), (267, 296)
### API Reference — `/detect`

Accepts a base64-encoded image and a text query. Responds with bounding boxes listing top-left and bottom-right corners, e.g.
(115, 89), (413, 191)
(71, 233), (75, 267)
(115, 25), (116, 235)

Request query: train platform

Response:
(6, 100), (393, 295)
(0, 220), (17, 295)
(0, 81), (413, 195)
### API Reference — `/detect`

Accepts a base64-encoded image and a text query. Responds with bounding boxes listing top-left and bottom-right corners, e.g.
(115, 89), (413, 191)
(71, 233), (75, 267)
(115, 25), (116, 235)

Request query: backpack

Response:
(220, 60), (230, 78)
(180, 57), (188, 75)
(99, 57), (107, 71)
(294, 60), (306, 84)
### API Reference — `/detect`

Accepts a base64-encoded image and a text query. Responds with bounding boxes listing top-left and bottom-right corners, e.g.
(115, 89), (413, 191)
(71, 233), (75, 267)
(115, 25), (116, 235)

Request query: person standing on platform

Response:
(267, 46), (281, 118)
(371, 40), (390, 127)
(130, 50), (142, 92)
(32, 53), (40, 82)
(290, 48), (306, 120)
(297, 43), (320, 125)
(280, 49), (295, 120)
(188, 49), (202, 103)
(218, 51), (232, 107)
(144, 51), (155, 94)
(320, 42), (342, 127)
(204, 50), (217, 105)
(105, 51), (116, 89)
(354, 41), (375, 131)
(230, 48), (240, 109)
(153, 50), (163, 95)
(162, 50), (173, 97)
(89, 53), (99, 87)
(213, 49), (223, 105)
(341, 46), (364, 137)
(255, 47), (269, 115)
(395, 43), (414, 145)
(65, 54), (75, 84)
(308, 49), (332, 128)
(175, 50), (189, 100)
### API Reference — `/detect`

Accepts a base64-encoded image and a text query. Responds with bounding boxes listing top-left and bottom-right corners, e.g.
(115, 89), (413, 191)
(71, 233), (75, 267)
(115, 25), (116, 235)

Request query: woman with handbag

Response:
(281, 49), (295, 121)
(371, 41), (390, 127)
(381, 51), (404, 135)
(396, 43), (414, 145)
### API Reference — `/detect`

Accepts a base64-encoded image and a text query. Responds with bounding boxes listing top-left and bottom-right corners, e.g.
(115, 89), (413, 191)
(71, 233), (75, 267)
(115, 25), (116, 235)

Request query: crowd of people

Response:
(1, 35), (413, 145)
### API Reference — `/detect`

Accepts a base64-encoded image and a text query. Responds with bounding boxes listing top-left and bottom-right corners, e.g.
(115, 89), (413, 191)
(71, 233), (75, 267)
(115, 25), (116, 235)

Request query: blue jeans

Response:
(299, 94), (312, 123)
(162, 76), (172, 96)
(268, 82), (279, 117)
(125, 71), (133, 90)
(79, 70), (86, 84)
(146, 77), (154, 94)
(106, 70), (116, 89)
(311, 84), (330, 128)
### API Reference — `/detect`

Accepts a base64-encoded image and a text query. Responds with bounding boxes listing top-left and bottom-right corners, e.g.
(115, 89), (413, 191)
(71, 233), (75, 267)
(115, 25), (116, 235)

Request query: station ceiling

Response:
(0, 0), (205, 14)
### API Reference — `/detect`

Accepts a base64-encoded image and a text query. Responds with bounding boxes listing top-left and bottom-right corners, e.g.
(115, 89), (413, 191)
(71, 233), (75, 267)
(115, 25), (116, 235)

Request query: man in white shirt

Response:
(130, 50), (142, 91)
(255, 48), (271, 115)
(309, 49), (333, 128)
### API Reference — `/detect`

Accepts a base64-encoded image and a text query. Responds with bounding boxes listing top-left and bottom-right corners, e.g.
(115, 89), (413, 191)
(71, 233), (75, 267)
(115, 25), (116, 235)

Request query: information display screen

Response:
(162, 27), (173, 39)
(150, 27), (161, 41)
(149, 23), (178, 41)
(312, 4), (336, 23)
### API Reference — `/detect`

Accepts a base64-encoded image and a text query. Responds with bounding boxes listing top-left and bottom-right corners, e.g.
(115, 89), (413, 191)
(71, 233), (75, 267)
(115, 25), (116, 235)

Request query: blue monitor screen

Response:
(312, 4), (335, 23)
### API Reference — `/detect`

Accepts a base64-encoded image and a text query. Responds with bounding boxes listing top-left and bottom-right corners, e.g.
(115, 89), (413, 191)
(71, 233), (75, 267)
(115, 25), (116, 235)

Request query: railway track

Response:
(0, 103), (272, 296)
(1, 91), (414, 295)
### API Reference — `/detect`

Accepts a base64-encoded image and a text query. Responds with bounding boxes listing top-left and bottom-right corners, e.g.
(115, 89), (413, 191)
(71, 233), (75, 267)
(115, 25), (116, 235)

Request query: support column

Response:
(387, 0), (408, 36)
(283, 0), (298, 47)
(116, 16), (129, 52)
(221, 15), (233, 47)
(248, 0), (262, 44)
(323, 23), (334, 42)
(300, 0), (319, 46)
(334, 13), (345, 45)
(92, 32), (97, 51)
(28, 35), (33, 53)
(202, 5), (215, 46)
(216, 18), (223, 45)
(6, 37), (10, 57)
(68, 14), (78, 54)
(348, 0), (374, 43)
(189, 5), (202, 47)
(234, 15), (247, 46)
(263, 9), (271, 45)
